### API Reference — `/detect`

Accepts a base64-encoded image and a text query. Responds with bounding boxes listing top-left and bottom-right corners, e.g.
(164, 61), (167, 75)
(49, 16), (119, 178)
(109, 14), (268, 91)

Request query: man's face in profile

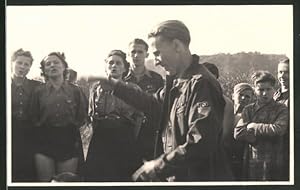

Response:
(148, 36), (179, 76)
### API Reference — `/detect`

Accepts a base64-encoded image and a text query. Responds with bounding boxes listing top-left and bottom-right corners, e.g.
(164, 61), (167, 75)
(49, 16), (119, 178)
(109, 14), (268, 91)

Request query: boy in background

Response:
(234, 70), (288, 181)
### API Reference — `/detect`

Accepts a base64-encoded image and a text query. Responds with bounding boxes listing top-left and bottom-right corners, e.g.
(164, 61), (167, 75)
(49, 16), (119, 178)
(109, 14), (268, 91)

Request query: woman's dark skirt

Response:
(83, 118), (139, 182)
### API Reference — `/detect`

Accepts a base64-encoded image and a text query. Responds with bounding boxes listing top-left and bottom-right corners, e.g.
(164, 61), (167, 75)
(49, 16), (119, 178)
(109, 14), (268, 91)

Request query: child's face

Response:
(254, 82), (275, 105)
(232, 89), (254, 109)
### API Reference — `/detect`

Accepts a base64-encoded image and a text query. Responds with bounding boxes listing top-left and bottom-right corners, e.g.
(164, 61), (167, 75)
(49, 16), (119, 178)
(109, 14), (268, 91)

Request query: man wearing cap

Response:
(231, 82), (254, 180)
(233, 83), (255, 119)
(98, 20), (232, 181)
(125, 38), (164, 162)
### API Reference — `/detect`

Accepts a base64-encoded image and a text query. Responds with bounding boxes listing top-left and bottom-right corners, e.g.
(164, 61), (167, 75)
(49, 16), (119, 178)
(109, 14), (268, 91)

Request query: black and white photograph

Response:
(5, 4), (295, 188)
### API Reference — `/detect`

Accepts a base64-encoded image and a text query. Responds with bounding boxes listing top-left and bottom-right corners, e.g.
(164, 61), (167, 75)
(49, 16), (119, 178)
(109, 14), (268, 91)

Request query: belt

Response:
(93, 114), (122, 121)
(92, 114), (133, 130)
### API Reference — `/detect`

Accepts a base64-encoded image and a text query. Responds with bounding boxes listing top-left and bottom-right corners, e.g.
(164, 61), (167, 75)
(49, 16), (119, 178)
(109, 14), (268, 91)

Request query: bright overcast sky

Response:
(6, 5), (293, 78)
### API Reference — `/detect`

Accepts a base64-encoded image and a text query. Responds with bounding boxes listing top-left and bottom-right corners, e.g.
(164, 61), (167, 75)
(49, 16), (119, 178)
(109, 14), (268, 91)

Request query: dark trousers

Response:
(12, 120), (36, 182)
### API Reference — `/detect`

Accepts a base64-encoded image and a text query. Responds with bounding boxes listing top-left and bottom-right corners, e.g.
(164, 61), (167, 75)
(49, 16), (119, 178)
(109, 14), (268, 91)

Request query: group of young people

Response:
(11, 20), (290, 182)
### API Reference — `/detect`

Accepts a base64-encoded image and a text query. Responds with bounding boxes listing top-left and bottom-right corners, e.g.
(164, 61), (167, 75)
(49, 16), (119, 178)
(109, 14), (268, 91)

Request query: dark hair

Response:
(129, 38), (149, 51)
(105, 49), (129, 78)
(251, 70), (276, 86)
(11, 48), (33, 63)
(279, 58), (289, 65)
(40, 52), (69, 80)
(203, 62), (219, 79)
(148, 20), (191, 46)
(67, 68), (77, 83)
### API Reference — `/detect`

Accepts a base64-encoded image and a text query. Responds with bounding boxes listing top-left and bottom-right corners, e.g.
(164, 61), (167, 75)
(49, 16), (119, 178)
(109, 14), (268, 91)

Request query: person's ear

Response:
(173, 39), (184, 53)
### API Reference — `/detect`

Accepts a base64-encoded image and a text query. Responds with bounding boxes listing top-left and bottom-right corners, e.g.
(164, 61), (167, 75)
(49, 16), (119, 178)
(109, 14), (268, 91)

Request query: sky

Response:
(6, 5), (293, 78)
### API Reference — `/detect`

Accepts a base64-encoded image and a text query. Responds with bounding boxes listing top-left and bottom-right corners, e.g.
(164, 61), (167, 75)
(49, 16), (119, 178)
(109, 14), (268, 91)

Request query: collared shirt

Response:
(89, 81), (144, 134)
(29, 81), (88, 128)
(124, 67), (164, 159)
(234, 100), (289, 180)
(124, 68), (163, 94)
(274, 88), (289, 107)
(12, 77), (41, 121)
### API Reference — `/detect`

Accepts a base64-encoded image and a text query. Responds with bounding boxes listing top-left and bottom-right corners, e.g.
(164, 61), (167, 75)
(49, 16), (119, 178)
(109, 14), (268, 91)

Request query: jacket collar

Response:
(12, 77), (31, 95)
(126, 67), (152, 80)
(177, 54), (202, 79)
(45, 80), (69, 95)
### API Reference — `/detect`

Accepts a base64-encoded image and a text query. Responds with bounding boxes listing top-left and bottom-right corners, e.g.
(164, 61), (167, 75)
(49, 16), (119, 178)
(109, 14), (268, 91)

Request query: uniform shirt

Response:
(29, 81), (88, 128)
(273, 88), (289, 107)
(234, 100), (289, 180)
(124, 68), (163, 94)
(88, 81), (144, 137)
(113, 55), (232, 181)
(124, 68), (164, 159)
(12, 77), (41, 121)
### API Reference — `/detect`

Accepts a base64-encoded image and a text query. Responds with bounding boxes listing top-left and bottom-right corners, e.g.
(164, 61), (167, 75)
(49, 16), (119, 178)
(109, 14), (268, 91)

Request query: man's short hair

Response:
(11, 48), (33, 63)
(148, 20), (191, 46)
(279, 58), (289, 65)
(129, 38), (149, 51)
(251, 70), (276, 86)
(203, 62), (219, 79)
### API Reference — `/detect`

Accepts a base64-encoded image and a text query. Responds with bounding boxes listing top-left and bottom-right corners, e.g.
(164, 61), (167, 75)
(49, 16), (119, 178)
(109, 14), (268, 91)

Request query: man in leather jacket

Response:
(98, 20), (233, 181)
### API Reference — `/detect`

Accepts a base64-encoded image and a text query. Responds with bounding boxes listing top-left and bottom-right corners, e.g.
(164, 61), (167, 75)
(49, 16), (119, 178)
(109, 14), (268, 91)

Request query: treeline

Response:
(147, 51), (287, 97)
(68, 51), (287, 99)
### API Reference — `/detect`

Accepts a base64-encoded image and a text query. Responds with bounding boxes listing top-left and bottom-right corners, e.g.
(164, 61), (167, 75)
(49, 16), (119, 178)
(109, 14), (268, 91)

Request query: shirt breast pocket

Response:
(66, 98), (77, 115)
